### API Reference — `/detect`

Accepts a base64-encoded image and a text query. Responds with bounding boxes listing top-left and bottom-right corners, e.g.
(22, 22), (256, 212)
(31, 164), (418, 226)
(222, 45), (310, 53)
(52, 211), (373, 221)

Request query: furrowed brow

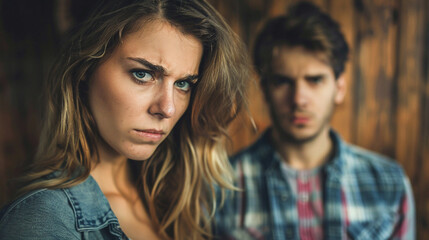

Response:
(127, 57), (199, 82)
(305, 74), (325, 79)
(127, 57), (166, 74)
(269, 74), (295, 81)
(180, 75), (199, 83)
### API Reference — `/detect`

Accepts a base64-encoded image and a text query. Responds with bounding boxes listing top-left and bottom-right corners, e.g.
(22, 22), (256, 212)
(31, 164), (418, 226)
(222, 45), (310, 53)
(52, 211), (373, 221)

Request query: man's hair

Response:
(253, 1), (349, 79)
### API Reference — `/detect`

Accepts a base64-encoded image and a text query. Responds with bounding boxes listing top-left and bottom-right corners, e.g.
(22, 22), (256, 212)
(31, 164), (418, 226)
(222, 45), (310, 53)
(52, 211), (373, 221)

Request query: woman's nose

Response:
(148, 83), (176, 119)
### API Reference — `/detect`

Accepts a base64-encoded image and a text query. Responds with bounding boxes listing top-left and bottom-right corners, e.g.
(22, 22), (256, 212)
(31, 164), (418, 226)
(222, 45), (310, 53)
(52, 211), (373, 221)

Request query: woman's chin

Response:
(115, 141), (163, 160)
(126, 153), (154, 161)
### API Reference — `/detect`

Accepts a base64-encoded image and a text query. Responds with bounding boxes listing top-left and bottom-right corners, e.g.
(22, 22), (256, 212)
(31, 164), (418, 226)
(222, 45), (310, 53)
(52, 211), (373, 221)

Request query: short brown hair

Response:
(254, 1), (349, 79)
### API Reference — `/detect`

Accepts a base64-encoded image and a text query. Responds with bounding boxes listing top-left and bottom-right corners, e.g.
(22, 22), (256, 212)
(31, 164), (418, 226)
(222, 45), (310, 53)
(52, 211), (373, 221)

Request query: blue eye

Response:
(131, 70), (153, 83)
(175, 80), (192, 92)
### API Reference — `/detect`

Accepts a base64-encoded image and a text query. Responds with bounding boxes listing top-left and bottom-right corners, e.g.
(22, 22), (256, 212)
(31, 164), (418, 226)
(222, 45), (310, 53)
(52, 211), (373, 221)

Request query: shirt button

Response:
(286, 229), (293, 238)
(298, 193), (309, 202)
(281, 194), (288, 201)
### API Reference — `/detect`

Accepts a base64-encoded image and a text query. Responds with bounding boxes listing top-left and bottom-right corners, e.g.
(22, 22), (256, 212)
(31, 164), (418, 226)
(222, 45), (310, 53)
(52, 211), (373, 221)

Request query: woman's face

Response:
(88, 19), (203, 161)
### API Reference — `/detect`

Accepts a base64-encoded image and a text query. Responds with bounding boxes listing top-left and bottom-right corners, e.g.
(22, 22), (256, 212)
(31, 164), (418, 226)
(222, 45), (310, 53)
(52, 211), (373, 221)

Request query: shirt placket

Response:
(323, 168), (344, 240)
(266, 168), (297, 240)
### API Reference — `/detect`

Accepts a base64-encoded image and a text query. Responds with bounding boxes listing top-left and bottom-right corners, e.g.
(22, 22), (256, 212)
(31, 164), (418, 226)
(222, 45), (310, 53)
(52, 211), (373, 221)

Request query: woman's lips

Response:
(132, 129), (165, 141)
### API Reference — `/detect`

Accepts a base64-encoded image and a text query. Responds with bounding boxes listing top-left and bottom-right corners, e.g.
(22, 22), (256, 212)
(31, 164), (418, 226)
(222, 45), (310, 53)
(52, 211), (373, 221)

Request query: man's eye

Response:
(307, 76), (323, 84)
(270, 76), (293, 86)
(131, 70), (153, 83)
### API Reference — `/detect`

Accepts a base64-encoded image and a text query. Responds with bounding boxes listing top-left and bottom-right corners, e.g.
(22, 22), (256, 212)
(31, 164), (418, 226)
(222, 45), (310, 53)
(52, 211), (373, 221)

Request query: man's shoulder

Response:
(340, 143), (408, 197)
(342, 143), (403, 172)
(230, 132), (273, 167)
(339, 143), (413, 223)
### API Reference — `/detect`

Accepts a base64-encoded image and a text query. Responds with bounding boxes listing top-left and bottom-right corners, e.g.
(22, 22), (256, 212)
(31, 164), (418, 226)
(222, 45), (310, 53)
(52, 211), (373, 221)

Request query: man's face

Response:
(264, 45), (346, 143)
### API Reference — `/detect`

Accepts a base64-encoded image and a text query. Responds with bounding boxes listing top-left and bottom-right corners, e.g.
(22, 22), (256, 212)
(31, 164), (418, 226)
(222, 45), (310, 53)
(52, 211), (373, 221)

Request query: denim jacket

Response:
(0, 175), (128, 239)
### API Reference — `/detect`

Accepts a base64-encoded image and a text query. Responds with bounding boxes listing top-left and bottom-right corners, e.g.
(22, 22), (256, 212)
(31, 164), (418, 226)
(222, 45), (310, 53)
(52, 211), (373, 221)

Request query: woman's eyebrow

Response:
(180, 74), (199, 83)
(127, 57), (166, 74)
(126, 57), (199, 81)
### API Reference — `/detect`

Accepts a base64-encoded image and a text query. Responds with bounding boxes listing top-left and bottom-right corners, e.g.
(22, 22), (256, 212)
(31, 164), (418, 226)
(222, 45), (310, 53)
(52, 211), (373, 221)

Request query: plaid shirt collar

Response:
(257, 128), (344, 176)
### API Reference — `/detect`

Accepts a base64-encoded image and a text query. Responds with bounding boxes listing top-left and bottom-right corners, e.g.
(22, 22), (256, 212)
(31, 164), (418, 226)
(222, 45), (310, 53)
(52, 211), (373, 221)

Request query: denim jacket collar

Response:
(62, 175), (121, 232)
(324, 129), (345, 177)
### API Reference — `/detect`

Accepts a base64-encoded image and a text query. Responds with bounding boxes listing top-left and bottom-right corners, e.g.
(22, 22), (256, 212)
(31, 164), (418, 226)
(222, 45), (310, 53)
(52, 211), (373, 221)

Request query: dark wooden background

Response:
(0, 0), (428, 238)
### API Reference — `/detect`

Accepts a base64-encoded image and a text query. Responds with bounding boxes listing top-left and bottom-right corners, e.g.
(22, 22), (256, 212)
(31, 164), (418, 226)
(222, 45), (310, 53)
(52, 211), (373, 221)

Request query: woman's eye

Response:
(131, 70), (153, 83)
(175, 80), (192, 92)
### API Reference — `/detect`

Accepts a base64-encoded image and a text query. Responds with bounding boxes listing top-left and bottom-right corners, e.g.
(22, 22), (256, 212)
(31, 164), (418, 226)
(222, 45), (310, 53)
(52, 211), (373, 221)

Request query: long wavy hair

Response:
(18, 0), (250, 239)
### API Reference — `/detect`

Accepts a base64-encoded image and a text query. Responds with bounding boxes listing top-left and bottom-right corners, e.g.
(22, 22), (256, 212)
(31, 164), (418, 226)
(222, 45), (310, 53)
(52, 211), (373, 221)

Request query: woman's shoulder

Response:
(0, 188), (69, 218)
(0, 188), (80, 239)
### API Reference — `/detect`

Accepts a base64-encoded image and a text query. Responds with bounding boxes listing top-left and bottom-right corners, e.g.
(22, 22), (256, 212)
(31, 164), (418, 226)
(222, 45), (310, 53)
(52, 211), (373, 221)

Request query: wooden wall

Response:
(0, 1), (59, 205)
(0, 0), (428, 238)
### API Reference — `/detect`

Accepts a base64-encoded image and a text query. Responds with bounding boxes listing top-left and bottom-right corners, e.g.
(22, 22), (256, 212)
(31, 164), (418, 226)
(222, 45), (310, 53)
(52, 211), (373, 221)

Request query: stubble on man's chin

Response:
(269, 96), (337, 146)
(270, 111), (331, 146)
(273, 123), (322, 145)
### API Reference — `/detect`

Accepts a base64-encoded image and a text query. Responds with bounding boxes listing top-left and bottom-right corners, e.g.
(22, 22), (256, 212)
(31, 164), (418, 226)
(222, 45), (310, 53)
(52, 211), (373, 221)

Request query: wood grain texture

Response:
(327, 0), (355, 142)
(415, 0), (429, 236)
(353, 0), (398, 156)
(394, 2), (426, 236)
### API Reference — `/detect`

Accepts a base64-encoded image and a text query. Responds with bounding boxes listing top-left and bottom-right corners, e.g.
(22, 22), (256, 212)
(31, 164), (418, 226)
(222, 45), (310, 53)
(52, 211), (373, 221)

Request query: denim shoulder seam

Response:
(0, 188), (48, 224)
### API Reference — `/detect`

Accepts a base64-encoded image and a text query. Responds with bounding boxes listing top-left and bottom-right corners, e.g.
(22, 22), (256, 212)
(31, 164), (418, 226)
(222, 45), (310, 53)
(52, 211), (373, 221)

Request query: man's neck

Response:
(272, 128), (333, 170)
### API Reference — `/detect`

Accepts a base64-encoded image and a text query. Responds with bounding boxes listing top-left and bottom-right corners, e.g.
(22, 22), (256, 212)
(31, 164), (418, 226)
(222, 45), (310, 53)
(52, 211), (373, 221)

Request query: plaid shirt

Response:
(214, 129), (415, 240)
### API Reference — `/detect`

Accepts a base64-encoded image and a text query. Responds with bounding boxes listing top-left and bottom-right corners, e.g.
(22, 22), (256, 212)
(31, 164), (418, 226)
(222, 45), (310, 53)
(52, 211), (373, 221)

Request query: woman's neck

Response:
(90, 140), (133, 197)
(90, 141), (159, 240)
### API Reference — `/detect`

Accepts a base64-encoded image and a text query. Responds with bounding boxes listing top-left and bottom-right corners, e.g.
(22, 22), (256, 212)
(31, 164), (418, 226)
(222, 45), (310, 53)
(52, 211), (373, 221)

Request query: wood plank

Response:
(208, 0), (268, 153)
(416, 0), (429, 237)
(418, 67), (429, 238)
(419, 71), (429, 238)
(396, 0), (426, 238)
(268, 0), (289, 16)
(328, 0), (355, 142)
(228, 74), (271, 154)
(396, 0), (424, 183)
(353, 0), (399, 157)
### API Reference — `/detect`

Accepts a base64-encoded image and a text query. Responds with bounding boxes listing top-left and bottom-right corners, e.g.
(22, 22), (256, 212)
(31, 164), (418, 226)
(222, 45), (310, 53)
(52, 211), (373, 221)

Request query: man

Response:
(215, 2), (415, 240)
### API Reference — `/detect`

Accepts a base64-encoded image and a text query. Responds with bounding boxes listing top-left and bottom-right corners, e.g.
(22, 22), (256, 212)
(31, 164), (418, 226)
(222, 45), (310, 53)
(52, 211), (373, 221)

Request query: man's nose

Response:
(292, 80), (309, 107)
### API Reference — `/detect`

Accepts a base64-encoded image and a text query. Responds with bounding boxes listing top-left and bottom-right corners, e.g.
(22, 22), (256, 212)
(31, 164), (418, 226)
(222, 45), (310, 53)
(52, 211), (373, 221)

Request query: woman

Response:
(0, 0), (250, 239)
